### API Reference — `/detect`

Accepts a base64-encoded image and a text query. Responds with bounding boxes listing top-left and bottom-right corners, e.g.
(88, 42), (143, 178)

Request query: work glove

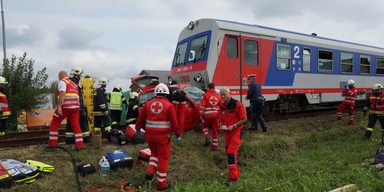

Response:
(135, 130), (141, 135)
(175, 137), (181, 142)
(200, 117), (205, 123)
(344, 86), (348, 92)
(363, 107), (368, 117)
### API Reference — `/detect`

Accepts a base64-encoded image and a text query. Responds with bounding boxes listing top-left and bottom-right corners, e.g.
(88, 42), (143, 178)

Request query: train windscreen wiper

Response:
(193, 41), (206, 63)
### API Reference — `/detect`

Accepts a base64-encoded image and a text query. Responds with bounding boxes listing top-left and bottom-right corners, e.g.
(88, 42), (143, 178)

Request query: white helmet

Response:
(114, 84), (122, 91)
(130, 92), (139, 100)
(347, 79), (355, 86)
(70, 66), (83, 75)
(372, 83), (383, 93)
(155, 83), (169, 95)
(98, 77), (108, 85)
(0, 76), (8, 84)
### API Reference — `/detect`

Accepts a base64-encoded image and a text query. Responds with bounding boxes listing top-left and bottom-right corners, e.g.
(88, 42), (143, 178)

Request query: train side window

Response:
(376, 58), (384, 75)
(188, 35), (208, 62)
(303, 48), (310, 72)
(340, 53), (353, 73)
(173, 41), (188, 66)
(227, 38), (238, 59)
(277, 44), (290, 70)
(244, 40), (258, 66)
(359, 55), (371, 74)
(318, 50), (333, 72)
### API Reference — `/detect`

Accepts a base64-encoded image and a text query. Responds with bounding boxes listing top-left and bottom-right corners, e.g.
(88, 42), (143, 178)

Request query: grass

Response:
(2, 111), (384, 191)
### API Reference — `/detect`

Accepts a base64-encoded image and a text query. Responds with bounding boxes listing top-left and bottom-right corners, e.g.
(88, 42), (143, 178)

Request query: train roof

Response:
(180, 18), (384, 54)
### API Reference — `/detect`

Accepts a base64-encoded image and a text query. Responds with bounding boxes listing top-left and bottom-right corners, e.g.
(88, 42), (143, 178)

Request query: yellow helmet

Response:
(130, 92), (139, 100)
(372, 83), (383, 93)
(0, 76), (8, 84)
(98, 77), (108, 85)
(114, 84), (122, 92)
(70, 66), (83, 75)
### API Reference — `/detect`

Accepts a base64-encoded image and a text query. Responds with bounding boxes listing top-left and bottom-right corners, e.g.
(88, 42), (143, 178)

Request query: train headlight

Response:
(194, 73), (203, 82)
(168, 77), (176, 85)
(188, 21), (194, 30)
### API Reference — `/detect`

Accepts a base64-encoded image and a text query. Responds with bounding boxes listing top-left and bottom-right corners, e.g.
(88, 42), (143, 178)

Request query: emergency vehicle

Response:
(168, 18), (384, 113)
(131, 76), (204, 131)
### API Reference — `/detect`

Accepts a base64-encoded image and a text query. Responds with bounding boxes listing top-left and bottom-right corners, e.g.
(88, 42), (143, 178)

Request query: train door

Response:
(241, 35), (262, 99)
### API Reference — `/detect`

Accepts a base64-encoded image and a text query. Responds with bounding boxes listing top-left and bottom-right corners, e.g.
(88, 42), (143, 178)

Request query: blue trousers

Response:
(250, 99), (266, 130)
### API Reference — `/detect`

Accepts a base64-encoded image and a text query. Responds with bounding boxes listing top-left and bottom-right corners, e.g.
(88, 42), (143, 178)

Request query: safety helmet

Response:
(130, 92), (139, 100)
(372, 83), (383, 93)
(0, 76), (8, 84)
(114, 84), (122, 92)
(70, 66), (83, 75)
(98, 77), (108, 85)
(155, 83), (169, 95)
(347, 79), (355, 86)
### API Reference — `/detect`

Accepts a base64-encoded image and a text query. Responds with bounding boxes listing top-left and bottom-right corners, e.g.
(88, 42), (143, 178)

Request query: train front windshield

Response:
(173, 34), (209, 66)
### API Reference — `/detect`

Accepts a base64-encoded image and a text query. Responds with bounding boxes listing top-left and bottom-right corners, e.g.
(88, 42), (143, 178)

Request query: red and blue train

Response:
(168, 18), (384, 113)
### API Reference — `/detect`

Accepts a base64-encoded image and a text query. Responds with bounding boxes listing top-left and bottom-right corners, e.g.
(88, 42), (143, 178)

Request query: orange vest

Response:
(57, 77), (79, 109)
(368, 92), (384, 115)
(0, 91), (11, 116)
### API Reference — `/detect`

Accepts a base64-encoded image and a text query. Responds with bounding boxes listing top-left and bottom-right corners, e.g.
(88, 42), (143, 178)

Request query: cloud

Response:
(1, 24), (46, 48)
(57, 25), (104, 50)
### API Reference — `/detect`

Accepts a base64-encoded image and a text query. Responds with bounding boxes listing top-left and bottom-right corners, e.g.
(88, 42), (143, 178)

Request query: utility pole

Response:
(1, 0), (6, 67)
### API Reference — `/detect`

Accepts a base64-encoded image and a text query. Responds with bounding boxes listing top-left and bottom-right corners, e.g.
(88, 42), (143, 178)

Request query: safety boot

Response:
(71, 148), (83, 151)
(43, 144), (57, 150)
(157, 181), (171, 191)
(262, 126), (267, 132)
(225, 178), (237, 185)
(146, 172), (153, 180)
(204, 137), (211, 146)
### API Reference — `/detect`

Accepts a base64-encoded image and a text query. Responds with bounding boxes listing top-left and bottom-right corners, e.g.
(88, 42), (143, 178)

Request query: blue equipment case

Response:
(106, 149), (133, 170)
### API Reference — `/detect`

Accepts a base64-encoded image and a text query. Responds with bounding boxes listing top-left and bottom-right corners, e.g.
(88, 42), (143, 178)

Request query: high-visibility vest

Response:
(368, 93), (384, 115)
(0, 91), (11, 116)
(57, 77), (79, 109)
(109, 92), (123, 110)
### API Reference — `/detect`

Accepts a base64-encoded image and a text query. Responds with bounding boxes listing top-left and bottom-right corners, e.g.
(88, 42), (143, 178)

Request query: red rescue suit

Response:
(337, 86), (357, 123)
(49, 77), (83, 149)
(199, 89), (221, 150)
(135, 96), (181, 190)
(219, 98), (247, 182)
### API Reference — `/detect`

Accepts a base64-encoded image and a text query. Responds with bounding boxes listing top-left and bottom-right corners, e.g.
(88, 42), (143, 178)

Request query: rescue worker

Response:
(135, 83), (182, 191)
(65, 66), (91, 144)
(219, 87), (247, 185)
(125, 92), (139, 125)
(245, 74), (266, 132)
(363, 83), (384, 139)
(199, 83), (221, 150)
(337, 79), (358, 125)
(44, 71), (83, 151)
(107, 84), (127, 130)
(149, 79), (159, 86)
(169, 87), (187, 131)
(93, 77), (112, 133)
(0, 76), (11, 140)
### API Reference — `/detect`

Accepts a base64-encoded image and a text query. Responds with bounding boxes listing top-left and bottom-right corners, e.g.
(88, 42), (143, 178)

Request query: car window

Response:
(138, 91), (155, 107)
(183, 84), (204, 104)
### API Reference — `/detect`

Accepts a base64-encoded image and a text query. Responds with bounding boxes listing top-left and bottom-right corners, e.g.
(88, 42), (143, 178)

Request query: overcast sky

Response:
(1, 0), (383, 92)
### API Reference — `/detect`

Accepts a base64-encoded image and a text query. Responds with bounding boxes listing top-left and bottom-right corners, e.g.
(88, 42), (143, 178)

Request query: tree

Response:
(2, 52), (49, 130)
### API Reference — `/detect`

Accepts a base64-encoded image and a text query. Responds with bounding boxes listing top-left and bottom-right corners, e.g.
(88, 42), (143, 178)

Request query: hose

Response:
(56, 146), (83, 192)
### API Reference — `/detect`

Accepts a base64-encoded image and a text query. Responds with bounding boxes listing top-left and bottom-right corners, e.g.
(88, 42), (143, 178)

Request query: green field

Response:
(2, 111), (384, 192)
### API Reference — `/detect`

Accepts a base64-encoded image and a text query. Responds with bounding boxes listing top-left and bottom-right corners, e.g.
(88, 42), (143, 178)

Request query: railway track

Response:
(0, 107), (359, 148)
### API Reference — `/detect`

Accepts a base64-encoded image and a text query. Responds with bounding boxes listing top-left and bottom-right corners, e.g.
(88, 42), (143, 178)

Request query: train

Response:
(167, 18), (384, 113)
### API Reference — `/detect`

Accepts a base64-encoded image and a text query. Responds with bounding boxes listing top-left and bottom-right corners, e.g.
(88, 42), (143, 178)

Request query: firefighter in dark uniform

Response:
(245, 74), (266, 132)
(148, 79), (159, 86)
(125, 92), (139, 125)
(93, 77), (112, 133)
(219, 87), (247, 185)
(0, 76), (11, 140)
(65, 66), (91, 143)
(169, 87), (187, 131)
(364, 83), (384, 139)
(107, 84), (127, 130)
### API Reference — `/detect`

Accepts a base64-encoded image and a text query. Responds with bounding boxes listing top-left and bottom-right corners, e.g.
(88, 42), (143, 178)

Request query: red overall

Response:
(48, 77), (83, 149)
(219, 98), (247, 181)
(337, 86), (357, 123)
(200, 89), (221, 150)
(136, 96), (181, 190)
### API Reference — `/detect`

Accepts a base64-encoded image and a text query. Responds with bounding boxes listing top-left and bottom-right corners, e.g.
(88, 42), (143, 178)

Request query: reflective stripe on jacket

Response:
(58, 78), (80, 109)
(368, 92), (384, 115)
(0, 91), (11, 116)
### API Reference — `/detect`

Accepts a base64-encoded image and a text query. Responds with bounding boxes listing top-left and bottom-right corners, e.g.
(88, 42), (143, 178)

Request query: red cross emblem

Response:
(151, 101), (163, 114)
(209, 96), (218, 106)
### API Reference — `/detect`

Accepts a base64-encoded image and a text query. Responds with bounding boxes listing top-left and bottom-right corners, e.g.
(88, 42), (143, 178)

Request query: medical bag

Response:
(138, 148), (151, 164)
(0, 162), (12, 188)
(106, 149), (133, 170)
(109, 129), (129, 145)
(77, 163), (96, 177)
(126, 124), (146, 144)
(0, 158), (40, 185)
